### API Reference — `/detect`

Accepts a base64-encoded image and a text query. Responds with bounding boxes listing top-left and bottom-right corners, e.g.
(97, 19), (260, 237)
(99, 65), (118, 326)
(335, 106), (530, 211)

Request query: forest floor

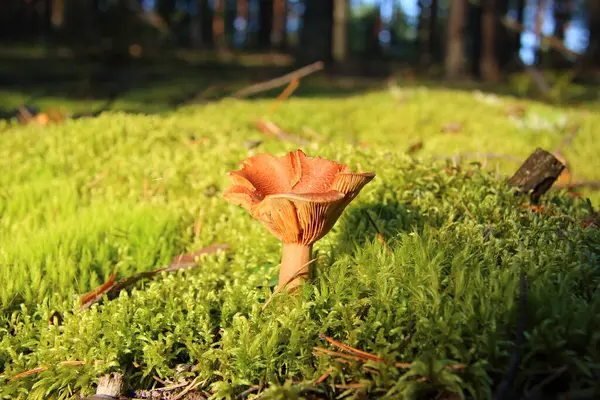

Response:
(1, 52), (599, 399)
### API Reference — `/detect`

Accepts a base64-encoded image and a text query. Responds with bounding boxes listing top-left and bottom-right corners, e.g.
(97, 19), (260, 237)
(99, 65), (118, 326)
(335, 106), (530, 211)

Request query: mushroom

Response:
(223, 149), (375, 292)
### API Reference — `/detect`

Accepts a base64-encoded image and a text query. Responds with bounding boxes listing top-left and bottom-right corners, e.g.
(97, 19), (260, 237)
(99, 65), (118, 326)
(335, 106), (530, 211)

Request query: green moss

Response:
(0, 86), (599, 399)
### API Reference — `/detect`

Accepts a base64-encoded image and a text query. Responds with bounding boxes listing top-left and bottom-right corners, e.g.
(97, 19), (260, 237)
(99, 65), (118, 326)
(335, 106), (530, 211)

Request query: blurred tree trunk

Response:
(332, 0), (348, 62)
(201, 0), (213, 47)
(299, 0), (333, 62)
(272, 0), (286, 49)
(213, 0), (225, 50)
(550, 0), (572, 67)
(429, 0), (439, 63)
(235, 0), (249, 49)
(189, 0), (203, 48)
(468, 1), (482, 77)
(156, 0), (176, 27)
(585, 0), (600, 68)
(417, 0), (438, 66)
(507, 0), (525, 63)
(533, 0), (547, 65)
(51, 0), (65, 30)
(258, 0), (274, 49)
(365, 3), (382, 58)
(445, 0), (467, 78)
(495, 0), (511, 69)
(480, 0), (500, 82)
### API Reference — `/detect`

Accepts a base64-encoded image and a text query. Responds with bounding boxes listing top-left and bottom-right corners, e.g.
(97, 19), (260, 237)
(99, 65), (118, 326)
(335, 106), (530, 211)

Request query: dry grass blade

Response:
(232, 61), (324, 98)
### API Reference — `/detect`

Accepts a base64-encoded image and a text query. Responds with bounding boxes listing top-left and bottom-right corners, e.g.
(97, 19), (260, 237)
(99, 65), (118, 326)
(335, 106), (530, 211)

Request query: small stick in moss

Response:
(232, 61), (324, 98)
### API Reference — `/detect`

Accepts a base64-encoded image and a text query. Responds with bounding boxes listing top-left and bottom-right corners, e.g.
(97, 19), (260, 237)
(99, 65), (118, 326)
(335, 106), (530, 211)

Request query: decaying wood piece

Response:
(82, 373), (123, 399)
(507, 148), (565, 202)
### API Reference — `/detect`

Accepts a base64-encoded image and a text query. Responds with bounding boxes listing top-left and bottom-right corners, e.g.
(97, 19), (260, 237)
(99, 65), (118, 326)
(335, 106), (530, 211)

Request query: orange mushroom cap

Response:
(223, 149), (375, 245)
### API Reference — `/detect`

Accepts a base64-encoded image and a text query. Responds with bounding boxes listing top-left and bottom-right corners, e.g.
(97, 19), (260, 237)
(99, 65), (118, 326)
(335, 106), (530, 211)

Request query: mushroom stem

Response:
(278, 243), (313, 292)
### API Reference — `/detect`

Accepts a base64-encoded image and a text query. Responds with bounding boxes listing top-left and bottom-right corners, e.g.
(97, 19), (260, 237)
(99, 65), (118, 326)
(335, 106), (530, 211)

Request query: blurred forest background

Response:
(1, 0), (599, 111)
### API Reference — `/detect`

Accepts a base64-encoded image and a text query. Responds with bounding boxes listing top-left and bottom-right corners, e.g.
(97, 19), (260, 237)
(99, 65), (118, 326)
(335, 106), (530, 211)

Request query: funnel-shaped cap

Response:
(223, 149), (375, 245)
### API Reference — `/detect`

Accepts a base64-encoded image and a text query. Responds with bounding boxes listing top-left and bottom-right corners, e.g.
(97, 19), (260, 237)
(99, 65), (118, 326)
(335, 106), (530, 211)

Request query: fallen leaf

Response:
(506, 104), (527, 119)
(407, 141), (423, 153)
(441, 122), (463, 134)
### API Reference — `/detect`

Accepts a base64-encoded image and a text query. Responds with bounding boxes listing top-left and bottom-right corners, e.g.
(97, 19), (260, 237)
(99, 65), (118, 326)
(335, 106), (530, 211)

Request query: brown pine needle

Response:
(318, 334), (385, 363)
(313, 368), (335, 386)
(313, 347), (365, 363)
(11, 367), (46, 380)
(10, 360), (103, 381)
(87, 170), (109, 187)
(334, 383), (365, 390)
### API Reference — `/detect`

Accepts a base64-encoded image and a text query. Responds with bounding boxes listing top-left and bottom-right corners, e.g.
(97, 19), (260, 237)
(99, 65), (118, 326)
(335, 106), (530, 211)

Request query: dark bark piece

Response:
(507, 148), (565, 202)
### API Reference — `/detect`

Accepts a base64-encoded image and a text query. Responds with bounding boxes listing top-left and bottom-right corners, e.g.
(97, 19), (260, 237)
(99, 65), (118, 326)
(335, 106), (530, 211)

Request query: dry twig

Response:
(232, 61), (324, 98)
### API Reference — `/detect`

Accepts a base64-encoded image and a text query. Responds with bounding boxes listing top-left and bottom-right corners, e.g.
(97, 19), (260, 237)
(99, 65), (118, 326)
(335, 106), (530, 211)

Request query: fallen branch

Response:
(493, 271), (528, 400)
(80, 244), (228, 310)
(232, 61), (325, 98)
(268, 78), (300, 113)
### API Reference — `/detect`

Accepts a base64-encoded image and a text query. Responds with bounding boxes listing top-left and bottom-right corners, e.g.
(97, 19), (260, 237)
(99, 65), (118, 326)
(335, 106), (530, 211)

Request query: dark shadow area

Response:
(334, 199), (430, 251)
(2, 49), (599, 124)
